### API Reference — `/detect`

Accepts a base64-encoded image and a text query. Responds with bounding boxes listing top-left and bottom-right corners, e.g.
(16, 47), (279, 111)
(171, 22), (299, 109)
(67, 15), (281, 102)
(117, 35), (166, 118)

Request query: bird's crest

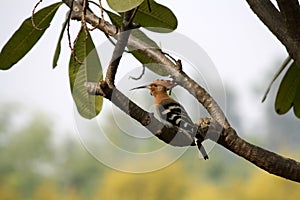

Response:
(151, 79), (177, 95)
(151, 79), (177, 90)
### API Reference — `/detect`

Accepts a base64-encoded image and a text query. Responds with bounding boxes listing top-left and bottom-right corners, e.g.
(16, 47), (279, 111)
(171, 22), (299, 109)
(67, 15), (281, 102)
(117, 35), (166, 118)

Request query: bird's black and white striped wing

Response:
(156, 100), (196, 135)
(156, 99), (209, 160)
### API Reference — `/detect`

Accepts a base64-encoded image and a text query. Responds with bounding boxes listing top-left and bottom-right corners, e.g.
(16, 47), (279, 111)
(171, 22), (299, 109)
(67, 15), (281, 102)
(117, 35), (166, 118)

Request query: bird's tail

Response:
(195, 138), (209, 160)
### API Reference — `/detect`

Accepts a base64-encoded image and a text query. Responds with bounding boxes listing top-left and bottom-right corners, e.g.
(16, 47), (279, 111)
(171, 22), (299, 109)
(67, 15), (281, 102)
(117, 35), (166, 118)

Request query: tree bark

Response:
(246, 0), (300, 68)
(202, 120), (300, 183)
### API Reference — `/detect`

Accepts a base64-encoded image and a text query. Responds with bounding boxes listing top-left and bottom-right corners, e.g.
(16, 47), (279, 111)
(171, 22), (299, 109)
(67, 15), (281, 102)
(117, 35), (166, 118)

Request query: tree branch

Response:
(246, 0), (285, 37)
(198, 118), (300, 182)
(63, 0), (300, 182)
(63, 0), (230, 129)
(277, 0), (300, 33)
(276, 0), (300, 66)
(84, 81), (201, 146)
(246, 0), (300, 68)
(105, 9), (135, 87)
(85, 81), (300, 182)
(126, 36), (230, 128)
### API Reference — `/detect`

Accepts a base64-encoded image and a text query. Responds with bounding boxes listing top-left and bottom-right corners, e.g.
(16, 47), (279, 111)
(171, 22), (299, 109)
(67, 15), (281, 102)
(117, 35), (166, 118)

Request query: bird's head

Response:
(131, 79), (177, 96)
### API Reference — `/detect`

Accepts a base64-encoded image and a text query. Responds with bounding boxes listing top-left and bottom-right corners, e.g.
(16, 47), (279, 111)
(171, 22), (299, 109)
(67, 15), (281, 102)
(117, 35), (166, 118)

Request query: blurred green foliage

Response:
(0, 104), (299, 200)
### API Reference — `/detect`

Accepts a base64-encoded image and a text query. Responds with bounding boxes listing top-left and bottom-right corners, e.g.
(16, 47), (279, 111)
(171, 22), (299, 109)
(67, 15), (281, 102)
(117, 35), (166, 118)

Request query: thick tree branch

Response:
(63, 0), (300, 182)
(276, 0), (300, 65)
(277, 1), (300, 17)
(246, 0), (285, 37)
(126, 36), (230, 128)
(197, 118), (300, 182)
(85, 81), (300, 182)
(246, 0), (300, 68)
(277, 0), (300, 33)
(63, 0), (230, 129)
(84, 81), (201, 147)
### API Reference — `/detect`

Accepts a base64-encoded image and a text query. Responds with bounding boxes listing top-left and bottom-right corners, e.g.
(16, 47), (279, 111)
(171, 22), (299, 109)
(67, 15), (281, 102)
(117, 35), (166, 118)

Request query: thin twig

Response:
(99, 0), (105, 20)
(163, 52), (177, 63)
(81, 0), (89, 40)
(85, 1), (101, 31)
(129, 65), (146, 80)
(88, 1), (99, 8)
(31, 0), (45, 30)
(147, 0), (152, 12)
(67, 0), (82, 64)
(262, 56), (292, 102)
(67, 1), (74, 54)
(127, 6), (140, 26)
(72, 28), (84, 64)
(162, 52), (182, 71)
(99, 0), (109, 34)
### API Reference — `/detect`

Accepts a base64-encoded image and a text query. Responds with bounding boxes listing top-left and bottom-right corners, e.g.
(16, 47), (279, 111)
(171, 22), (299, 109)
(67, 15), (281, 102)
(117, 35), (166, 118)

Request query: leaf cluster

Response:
(275, 61), (300, 118)
(0, 0), (177, 119)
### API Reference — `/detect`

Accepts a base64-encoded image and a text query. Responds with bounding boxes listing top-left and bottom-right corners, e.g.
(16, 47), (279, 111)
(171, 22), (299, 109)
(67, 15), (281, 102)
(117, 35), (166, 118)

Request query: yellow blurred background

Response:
(0, 103), (299, 200)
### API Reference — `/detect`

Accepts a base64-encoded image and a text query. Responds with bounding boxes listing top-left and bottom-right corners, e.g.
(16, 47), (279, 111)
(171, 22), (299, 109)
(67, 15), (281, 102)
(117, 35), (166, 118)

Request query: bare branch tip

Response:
(31, 0), (47, 31)
(129, 65), (146, 80)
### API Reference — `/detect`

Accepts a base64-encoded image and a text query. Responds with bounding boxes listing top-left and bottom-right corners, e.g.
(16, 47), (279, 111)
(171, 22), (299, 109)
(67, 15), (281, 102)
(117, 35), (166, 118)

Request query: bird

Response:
(131, 79), (209, 160)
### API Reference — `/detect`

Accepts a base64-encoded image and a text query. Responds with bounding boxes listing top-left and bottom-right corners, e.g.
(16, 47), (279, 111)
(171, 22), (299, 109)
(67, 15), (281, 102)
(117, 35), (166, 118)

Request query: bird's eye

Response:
(153, 84), (157, 87)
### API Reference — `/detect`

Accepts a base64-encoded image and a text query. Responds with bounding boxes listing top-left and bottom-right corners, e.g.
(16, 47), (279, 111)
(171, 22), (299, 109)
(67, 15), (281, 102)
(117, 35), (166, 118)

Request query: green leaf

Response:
(69, 28), (103, 119)
(106, 0), (177, 32)
(0, 2), (63, 70)
(106, 10), (168, 76)
(53, 18), (68, 69)
(129, 29), (168, 76)
(133, 0), (178, 33)
(105, 9), (123, 26)
(275, 62), (300, 114)
(107, 0), (144, 12)
(262, 56), (292, 102)
(293, 85), (300, 118)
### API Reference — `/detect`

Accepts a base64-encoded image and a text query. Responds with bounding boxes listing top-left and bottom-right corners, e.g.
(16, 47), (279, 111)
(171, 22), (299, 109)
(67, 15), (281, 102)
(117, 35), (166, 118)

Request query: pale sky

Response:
(0, 0), (288, 137)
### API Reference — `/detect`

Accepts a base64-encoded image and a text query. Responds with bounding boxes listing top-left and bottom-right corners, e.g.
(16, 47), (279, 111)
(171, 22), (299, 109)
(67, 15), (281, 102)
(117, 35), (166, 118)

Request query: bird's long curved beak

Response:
(130, 85), (149, 91)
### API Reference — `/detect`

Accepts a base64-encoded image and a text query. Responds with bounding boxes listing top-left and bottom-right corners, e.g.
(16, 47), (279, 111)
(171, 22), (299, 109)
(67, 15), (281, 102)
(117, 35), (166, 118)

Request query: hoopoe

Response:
(131, 79), (209, 160)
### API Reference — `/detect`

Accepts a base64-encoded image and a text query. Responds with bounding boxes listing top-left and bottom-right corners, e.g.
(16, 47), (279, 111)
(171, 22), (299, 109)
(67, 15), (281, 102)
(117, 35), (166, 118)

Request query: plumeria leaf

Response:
(275, 61), (300, 115)
(0, 2), (63, 70)
(107, 0), (144, 12)
(53, 17), (68, 68)
(69, 28), (103, 119)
